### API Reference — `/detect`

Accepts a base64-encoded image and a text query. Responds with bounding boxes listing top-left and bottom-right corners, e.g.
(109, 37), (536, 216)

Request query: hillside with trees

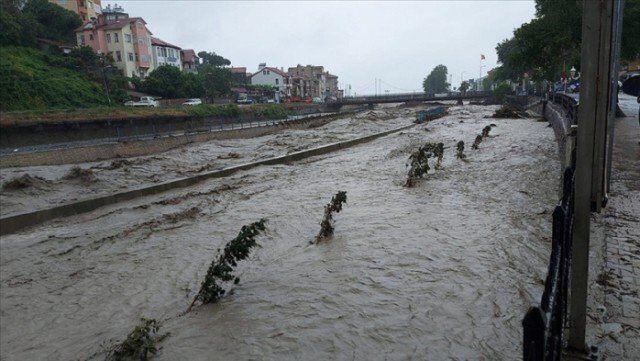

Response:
(0, 0), (131, 111)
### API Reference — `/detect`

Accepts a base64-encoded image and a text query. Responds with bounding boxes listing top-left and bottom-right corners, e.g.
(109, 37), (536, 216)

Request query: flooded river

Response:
(0, 106), (412, 217)
(0, 104), (560, 360)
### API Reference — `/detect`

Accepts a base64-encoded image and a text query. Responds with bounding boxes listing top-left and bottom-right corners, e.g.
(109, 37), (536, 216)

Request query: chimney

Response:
(258, 63), (266, 70)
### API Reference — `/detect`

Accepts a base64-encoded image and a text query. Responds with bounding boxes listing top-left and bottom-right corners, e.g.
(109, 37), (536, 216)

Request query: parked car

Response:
(124, 96), (158, 107)
(182, 98), (202, 106)
(236, 94), (254, 104)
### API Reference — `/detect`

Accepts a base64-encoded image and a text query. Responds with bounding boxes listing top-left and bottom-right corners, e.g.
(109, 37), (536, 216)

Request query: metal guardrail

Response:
(0, 112), (339, 156)
(335, 91), (493, 105)
(522, 93), (578, 361)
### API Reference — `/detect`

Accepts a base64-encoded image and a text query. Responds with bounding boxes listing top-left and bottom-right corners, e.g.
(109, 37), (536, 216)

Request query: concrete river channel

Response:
(0, 103), (560, 360)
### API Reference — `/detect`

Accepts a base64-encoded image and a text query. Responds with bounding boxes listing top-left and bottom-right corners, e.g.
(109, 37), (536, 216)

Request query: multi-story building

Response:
(250, 63), (290, 96)
(180, 50), (199, 74)
(287, 65), (341, 100)
(288, 64), (324, 99)
(323, 72), (340, 99)
(150, 37), (181, 70)
(74, 5), (155, 78)
(50, 0), (102, 22)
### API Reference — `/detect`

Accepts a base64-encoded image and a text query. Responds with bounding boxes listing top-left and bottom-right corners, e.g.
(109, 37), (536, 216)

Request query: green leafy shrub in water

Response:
(314, 191), (348, 243)
(472, 134), (483, 149)
(187, 219), (267, 312)
(405, 142), (443, 187)
(185, 103), (240, 118)
(108, 318), (168, 361)
(456, 141), (466, 159)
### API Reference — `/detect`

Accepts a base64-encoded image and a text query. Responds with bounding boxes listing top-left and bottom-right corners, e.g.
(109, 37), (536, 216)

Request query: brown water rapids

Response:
(0, 104), (560, 360)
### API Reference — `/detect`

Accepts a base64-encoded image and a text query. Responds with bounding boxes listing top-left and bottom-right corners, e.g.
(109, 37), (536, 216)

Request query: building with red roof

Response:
(151, 37), (182, 70)
(74, 4), (155, 78)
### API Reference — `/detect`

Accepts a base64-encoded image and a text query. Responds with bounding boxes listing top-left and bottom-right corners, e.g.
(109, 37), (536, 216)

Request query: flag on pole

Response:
(480, 54), (486, 60)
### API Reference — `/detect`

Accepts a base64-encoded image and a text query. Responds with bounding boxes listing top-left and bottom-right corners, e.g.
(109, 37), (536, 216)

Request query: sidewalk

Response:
(587, 106), (640, 359)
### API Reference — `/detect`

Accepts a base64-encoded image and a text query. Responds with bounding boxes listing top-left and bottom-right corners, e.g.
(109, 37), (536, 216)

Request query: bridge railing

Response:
(522, 93), (578, 361)
(338, 90), (493, 103)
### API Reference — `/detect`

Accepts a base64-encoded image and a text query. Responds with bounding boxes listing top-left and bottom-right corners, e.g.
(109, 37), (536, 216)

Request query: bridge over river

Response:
(332, 90), (494, 106)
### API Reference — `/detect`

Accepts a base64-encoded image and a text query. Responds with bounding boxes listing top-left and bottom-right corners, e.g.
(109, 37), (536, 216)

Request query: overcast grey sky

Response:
(104, 1), (536, 94)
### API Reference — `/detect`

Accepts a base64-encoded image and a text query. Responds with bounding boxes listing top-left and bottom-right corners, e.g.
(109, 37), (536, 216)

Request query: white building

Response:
(151, 37), (182, 70)
(250, 63), (290, 96)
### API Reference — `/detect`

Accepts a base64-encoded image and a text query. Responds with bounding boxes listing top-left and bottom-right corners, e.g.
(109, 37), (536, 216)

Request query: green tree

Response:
(459, 81), (470, 93)
(422, 65), (449, 93)
(495, 0), (640, 82)
(197, 51), (231, 67)
(141, 65), (186, 98)
(200, 64), (232, 99)
(493, 82), (512, 103)
(0, 0), (39, 46)
(182, 72), (204, 98)
(22, 0), (82, 44)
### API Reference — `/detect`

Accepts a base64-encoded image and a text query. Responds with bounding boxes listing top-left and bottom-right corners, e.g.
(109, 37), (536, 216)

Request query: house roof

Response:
(251, 67), (288, 78)
(231, 67), (247, 73)
(75, 17), (149, 32)
(151, 37), (181, 49)
(181, 49), (198, 62)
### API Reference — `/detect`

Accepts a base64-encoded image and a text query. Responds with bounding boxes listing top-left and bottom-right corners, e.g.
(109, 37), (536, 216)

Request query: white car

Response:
(182, 98), (203, 106)
(124, 96), (158, 107)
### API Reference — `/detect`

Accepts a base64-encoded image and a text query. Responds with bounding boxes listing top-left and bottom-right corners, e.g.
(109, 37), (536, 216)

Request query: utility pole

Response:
(568, 0), (623, 357)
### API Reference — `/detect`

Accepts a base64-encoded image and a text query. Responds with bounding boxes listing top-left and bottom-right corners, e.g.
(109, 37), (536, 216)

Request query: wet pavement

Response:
(587, 94), (640, 359)
(0, 104), (561, 360)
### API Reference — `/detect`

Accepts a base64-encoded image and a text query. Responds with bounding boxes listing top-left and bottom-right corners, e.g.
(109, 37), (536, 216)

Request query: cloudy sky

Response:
(104, 1), (536, 94)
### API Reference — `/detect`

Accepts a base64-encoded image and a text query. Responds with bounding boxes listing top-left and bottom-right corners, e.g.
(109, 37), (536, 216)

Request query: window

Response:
(275, 78), (279, 85)
(89, 34), (93, 41)
(135, 53), (139, 62)
(124, 34), (131, 43)
(114, 33), (119, 43)
(106, 33), (111, 43)
(128, 52), (134, 61)
(263, 70), (266, 75)
(161, 48), (167, 57)
(115, 51), (122, 62)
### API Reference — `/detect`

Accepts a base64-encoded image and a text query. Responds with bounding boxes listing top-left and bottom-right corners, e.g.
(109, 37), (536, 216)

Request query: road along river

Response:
(0, 104), (561, 360)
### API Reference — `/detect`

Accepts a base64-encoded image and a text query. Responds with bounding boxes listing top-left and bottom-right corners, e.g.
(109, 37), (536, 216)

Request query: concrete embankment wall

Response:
(542, 100), (575, 168)
(0, 123), (415, 236)
(0, 104), (334, 149)
(0, 112), (349, 168)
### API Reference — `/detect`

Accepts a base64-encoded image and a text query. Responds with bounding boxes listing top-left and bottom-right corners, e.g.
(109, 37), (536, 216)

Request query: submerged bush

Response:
(2, 174), (39, 190)
(471, 134), (483, 150)
(108, 318), (168, 361)
(187, 219), (267, 312)
(405, 142), (443, 187)
(314, 191), (348, 243)
(456, 141), (466, 159)
(63, 166), (96, 183)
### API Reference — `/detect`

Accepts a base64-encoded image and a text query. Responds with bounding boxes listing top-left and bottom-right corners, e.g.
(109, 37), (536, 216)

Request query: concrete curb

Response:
(0, 123), (415, 236)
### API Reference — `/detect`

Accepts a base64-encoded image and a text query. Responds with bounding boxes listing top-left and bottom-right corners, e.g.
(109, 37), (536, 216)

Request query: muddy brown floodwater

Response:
(0, 106), (412, 217)
(0, 104), (560, 360)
